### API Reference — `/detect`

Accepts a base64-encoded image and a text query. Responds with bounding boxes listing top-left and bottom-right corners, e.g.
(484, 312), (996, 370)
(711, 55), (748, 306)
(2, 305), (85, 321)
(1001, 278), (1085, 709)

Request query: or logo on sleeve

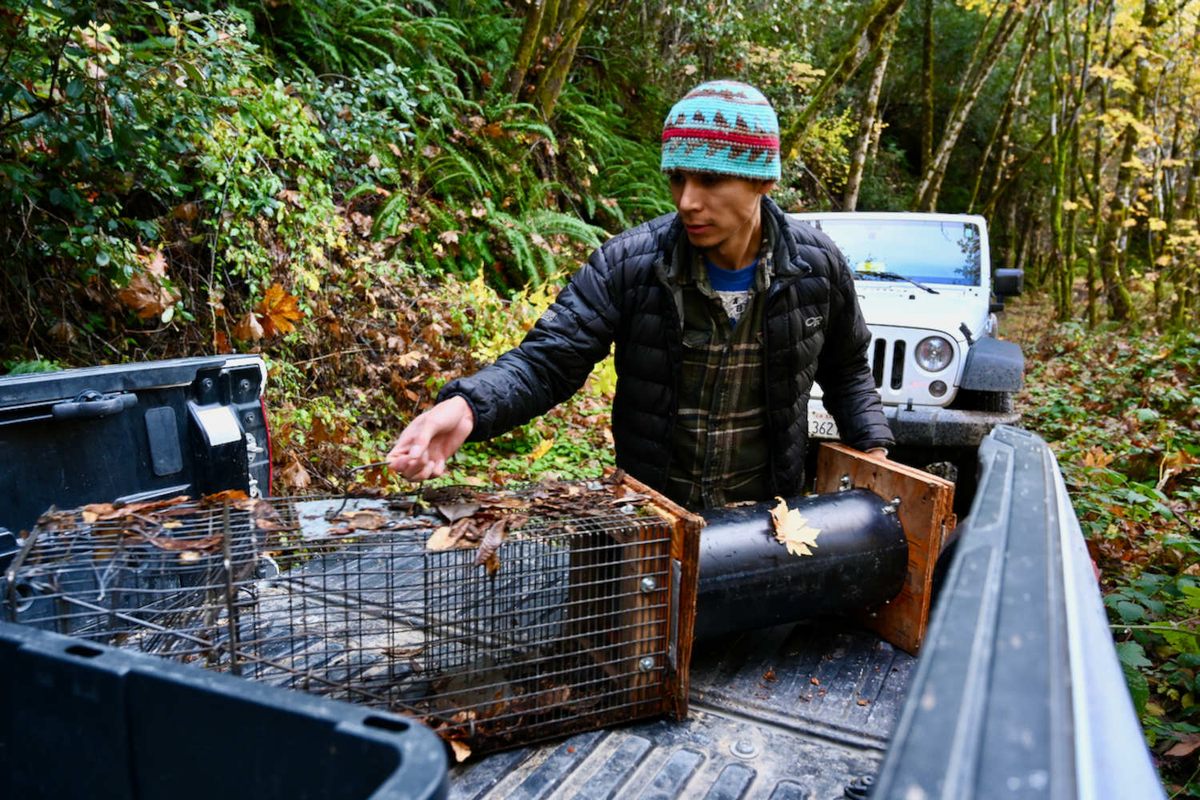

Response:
(804, 316), (823, 329)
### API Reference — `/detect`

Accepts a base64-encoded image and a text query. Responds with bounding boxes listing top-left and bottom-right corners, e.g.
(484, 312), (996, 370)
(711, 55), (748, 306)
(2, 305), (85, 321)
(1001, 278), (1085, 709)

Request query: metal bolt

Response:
(640, 577), (657, 593)
(883, 497), (901, 515)
(839, 474), (852, 492)
(638, 656), (655, 672)
(844, 774), (874, 799)
(201, 378), (214, 392)
(239, 378), (251, 394)
(730, 739), (758, 759)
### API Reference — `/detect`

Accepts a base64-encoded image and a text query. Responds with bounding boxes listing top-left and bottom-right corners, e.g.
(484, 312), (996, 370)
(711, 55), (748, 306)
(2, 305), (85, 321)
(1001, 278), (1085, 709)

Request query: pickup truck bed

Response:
(450, 622), (911, 799)
(0, 357), (1166, 799)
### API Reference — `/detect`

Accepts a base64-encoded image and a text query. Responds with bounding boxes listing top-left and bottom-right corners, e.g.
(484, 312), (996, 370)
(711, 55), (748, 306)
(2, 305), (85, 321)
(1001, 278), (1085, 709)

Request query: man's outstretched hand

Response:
(387, 395), (475, 481)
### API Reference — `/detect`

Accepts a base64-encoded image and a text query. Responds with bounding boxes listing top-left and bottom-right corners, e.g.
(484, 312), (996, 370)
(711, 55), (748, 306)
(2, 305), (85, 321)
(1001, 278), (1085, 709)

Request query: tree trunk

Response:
(968, 12), (1039, 213)
(914, 0), (1039, 211)
(505, 0), (549, 99)
(1059, 0), (1096, 324)
(843, 16), (898, 211)
(780, 0), (908, 156)
(530, 0), (601, 120)
(1096, 0), (1160, 322)
(920, 0), (935, 174)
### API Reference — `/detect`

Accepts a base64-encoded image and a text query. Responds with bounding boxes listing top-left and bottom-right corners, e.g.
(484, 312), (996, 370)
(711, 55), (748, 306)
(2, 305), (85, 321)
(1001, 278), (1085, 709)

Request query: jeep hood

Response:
(855, 284), (988, 340)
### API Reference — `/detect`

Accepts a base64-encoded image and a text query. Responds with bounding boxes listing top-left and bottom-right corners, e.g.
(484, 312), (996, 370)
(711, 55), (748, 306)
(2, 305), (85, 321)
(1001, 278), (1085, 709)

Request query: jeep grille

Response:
(870, 338), (908, 391)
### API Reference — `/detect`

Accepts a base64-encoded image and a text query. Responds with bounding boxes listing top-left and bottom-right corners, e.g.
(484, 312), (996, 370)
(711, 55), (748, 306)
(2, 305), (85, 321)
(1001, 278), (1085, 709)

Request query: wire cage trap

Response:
(3, 474), (702, 756)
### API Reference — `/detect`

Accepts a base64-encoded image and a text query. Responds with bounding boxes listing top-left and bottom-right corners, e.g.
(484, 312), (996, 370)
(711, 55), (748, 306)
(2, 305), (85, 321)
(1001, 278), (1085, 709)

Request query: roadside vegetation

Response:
(2, 1), (1199, 792)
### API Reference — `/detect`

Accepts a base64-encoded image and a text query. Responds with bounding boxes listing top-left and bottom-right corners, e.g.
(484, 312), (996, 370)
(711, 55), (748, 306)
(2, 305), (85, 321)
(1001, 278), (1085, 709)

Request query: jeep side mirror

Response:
(989, 301), (1006, 313)
(994, 268), (1024, 297)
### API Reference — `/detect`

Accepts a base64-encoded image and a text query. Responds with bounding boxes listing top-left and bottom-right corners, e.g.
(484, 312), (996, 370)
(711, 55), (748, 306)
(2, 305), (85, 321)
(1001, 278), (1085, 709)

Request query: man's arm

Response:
(438, 245), (621, 441)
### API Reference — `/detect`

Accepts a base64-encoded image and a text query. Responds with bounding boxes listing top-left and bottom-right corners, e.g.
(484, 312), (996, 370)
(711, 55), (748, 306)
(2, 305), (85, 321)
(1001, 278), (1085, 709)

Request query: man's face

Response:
(668, 170), (775, 251)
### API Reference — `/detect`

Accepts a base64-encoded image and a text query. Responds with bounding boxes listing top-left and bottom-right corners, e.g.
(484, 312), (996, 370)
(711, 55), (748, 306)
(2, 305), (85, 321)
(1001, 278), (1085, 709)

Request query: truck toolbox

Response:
(0, 356), (272, 536)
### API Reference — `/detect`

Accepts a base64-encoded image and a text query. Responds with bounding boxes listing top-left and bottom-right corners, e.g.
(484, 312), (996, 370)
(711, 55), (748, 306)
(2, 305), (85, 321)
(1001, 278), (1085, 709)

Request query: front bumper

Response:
(883, 404), (1021, 447)
(810, 401), (1021, 448)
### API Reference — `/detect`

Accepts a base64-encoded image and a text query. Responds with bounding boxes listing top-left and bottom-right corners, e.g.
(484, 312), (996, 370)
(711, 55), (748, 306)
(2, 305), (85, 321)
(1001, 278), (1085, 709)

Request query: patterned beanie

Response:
(661, 80), (780, 181)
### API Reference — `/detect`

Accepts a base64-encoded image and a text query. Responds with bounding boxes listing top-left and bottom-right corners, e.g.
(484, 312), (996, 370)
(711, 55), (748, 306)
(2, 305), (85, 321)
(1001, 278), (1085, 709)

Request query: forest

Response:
(1, 0), (1198, 793)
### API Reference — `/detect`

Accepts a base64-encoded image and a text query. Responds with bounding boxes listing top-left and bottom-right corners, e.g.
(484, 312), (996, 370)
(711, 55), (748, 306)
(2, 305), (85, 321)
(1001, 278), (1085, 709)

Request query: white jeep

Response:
(792, 211), (1025, 448)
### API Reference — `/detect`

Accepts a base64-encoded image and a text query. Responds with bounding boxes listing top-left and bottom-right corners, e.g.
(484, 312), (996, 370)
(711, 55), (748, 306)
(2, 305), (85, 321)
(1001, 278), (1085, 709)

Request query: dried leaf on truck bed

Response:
(339, 509), (387, 530)
(770, 496), (821, 557)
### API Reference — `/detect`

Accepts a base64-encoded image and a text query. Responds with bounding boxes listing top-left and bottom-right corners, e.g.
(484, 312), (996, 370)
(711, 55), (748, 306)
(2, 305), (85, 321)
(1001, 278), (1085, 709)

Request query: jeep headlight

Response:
(915, 336), (954, 372)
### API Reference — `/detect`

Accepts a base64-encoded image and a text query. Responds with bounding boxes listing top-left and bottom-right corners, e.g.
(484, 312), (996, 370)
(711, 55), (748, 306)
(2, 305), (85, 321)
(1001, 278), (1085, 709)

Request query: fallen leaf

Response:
(141, 533), (223, 552)
(233, 311), (264, 342)
(527, 437), (554, 463)
(277, 188), (304, 207)
(770, 497), (821, 557)
(1165, 733), (1200, 758)
(474, 517), (517, 568)
(426, 525), (463, 551)
(254, 284), (304, 337)
(437, 502), (480, 522)
(341, 509), (387, 530)
(204, 489), (251, 504)
(857, 698), (870, 706)
(117, 250), (180, 320)
(449, 740), (471, 763)
(278, 459), (312, 491)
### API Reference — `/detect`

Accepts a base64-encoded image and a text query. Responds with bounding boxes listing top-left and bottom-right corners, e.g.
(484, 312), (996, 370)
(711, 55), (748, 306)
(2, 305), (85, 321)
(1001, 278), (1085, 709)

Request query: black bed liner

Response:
(450, 622), (913, 799)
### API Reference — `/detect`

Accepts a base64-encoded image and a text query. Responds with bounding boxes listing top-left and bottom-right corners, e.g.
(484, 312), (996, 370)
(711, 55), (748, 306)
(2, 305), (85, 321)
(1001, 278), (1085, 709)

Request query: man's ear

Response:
(759, 180), (777, 195)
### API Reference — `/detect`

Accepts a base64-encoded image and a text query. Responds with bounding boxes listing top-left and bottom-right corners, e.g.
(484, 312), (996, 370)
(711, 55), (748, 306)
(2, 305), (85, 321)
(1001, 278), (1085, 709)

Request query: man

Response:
(388, 80), (892, 508)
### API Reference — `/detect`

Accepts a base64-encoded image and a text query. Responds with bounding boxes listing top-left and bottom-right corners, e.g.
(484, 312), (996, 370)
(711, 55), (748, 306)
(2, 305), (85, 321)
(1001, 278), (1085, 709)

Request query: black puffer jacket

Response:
(439, 197), (893, 498)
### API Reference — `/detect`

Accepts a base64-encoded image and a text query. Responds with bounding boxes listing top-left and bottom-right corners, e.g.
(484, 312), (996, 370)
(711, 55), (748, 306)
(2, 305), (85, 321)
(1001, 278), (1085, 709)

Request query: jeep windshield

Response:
(804, 217), (983, 287)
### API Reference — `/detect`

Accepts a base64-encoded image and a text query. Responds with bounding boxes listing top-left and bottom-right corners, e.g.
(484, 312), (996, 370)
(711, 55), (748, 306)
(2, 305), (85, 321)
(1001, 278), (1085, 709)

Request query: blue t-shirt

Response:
(705, 259), (758, 327)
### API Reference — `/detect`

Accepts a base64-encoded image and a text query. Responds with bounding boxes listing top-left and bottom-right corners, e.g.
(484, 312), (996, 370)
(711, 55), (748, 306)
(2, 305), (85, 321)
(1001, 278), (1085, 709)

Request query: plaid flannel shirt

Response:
(664, 219), (777, 509)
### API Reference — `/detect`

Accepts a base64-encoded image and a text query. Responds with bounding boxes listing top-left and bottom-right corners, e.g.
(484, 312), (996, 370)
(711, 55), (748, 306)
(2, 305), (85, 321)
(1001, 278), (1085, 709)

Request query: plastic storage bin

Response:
(0, 621), (448, 799)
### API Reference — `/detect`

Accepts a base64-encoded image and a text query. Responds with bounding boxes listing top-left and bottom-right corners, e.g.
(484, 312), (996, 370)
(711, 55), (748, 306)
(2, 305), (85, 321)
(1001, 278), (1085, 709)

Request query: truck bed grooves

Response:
(3, 480), (702, 757)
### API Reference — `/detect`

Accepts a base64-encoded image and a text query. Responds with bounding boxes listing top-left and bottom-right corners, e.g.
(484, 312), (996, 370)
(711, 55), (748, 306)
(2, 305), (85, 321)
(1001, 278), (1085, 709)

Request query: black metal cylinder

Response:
(694, 488), (907, 640)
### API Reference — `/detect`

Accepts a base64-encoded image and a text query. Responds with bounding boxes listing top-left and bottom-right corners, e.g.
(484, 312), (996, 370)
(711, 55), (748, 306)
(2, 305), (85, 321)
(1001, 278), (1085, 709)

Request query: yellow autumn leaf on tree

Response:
(770, 496), (821, 557)
(254, 283), (304, 337)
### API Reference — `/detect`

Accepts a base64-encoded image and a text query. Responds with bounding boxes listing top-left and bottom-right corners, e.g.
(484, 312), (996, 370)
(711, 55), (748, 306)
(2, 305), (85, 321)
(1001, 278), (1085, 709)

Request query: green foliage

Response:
(1, 357), (62, 374)
(1022, 320), (1200, 775)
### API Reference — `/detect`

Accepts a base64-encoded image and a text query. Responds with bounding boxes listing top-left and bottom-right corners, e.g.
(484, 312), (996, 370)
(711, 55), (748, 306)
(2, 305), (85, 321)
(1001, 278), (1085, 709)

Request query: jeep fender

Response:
(959, 337), (1024, 392)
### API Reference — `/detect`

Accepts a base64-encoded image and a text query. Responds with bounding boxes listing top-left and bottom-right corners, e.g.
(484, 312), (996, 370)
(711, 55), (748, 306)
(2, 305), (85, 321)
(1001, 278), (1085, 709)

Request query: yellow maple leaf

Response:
(770, 497), (821, 557)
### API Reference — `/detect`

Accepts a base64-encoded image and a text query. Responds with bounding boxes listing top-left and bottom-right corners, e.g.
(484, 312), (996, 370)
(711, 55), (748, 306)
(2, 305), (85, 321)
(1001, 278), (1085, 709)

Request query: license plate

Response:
(807, 406), (840, 439)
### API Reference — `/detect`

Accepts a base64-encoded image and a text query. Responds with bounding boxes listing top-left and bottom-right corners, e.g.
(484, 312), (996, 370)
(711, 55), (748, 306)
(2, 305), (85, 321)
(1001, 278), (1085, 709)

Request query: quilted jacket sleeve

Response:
(436, 245), (622, 441)
(813, 249), (895, 452)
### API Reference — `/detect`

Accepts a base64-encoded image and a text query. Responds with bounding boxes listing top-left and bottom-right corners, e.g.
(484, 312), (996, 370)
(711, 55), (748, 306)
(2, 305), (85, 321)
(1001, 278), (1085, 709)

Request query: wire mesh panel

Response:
(3, 478), (701, 756)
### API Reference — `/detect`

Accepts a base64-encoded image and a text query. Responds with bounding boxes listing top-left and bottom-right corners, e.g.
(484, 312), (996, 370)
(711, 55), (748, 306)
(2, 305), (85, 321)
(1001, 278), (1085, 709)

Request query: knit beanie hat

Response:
(661, 80), (781, 181)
